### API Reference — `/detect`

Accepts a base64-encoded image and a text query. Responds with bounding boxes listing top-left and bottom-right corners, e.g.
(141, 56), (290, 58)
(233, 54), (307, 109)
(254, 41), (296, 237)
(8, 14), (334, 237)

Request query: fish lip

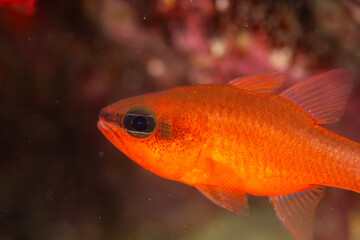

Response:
(97, 118), (126, 154)
(97, 106), (116, 132)
(97, 119), (116, 137)
(97, 119), (107, 131)
(97, 107), (123, 142)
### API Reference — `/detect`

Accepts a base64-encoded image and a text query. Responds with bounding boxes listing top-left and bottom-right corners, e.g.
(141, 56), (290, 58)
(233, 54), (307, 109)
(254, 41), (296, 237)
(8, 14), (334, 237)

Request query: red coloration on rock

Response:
(0, 0), (36, 15)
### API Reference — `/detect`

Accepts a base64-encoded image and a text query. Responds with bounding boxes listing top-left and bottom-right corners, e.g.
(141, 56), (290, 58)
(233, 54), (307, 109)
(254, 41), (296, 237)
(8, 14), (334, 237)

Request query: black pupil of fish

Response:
(123, 109), (156, 138)
(131, 116), (148, 131)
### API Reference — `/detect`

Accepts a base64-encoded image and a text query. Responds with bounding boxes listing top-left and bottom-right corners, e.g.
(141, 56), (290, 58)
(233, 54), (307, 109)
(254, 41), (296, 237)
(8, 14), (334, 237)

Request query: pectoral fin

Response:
(196, 160), (249, 215)
(197, 185), (248, 215)
(269, 186), (326, 240)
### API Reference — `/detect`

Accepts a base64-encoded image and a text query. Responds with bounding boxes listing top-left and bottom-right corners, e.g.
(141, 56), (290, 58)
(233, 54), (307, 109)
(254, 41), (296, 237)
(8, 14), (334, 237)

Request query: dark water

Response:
(0, 0), (359, 239)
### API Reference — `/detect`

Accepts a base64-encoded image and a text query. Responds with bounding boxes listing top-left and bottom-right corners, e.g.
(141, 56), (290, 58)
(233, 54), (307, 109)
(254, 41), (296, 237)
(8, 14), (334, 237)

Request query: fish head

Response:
(97, 88), (208, 184)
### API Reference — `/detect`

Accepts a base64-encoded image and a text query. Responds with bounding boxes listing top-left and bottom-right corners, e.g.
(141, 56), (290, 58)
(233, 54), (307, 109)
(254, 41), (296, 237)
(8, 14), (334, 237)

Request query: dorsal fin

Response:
(281, 69), (354, 124)
(228, 72), (285, 93)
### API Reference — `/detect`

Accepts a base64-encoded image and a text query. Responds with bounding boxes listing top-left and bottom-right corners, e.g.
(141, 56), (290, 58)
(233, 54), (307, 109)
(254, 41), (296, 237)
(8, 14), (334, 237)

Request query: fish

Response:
(0, 0), (36, 15)
(97, 69), (359, 240)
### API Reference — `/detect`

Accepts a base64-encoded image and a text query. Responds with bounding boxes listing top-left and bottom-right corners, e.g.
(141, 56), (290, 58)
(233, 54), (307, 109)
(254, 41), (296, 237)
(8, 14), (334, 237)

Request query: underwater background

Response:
(1, 0), (360, 239)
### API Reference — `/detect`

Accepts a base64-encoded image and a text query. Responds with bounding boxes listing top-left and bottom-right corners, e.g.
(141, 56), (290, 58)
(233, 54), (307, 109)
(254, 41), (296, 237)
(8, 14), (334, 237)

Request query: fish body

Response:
(98, 70), (359, 240)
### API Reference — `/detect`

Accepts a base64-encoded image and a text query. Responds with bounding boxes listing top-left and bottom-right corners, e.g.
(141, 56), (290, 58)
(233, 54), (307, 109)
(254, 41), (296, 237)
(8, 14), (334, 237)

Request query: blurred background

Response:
(1, 0), (360, 239)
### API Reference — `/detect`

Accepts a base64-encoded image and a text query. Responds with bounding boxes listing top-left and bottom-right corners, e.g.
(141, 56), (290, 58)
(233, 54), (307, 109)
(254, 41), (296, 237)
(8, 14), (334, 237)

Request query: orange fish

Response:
(98, 69), (359, 240)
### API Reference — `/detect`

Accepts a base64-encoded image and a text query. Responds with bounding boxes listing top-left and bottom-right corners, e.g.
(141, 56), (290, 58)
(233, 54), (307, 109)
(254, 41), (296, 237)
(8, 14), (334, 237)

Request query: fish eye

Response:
(123, 107), (156, 138)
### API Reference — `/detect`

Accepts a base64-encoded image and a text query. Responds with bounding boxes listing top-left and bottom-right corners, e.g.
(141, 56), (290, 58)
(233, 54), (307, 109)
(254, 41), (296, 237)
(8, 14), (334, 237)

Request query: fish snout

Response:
(98, 109), (111, 122)
(98, 108), (122, 125)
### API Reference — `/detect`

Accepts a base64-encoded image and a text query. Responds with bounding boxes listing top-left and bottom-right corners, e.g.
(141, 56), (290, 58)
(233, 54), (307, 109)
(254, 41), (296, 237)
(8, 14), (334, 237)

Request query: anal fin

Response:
(269, 186), (326, 240)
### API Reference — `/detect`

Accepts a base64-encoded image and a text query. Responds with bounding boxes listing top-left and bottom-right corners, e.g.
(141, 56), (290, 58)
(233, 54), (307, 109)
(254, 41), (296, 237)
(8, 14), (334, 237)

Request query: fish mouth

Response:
(98, 107), (129, 154)
(97, 119), (113, 136)
(97, 109), (120, 140)
(97, 107), (118, 136)
(97, 117), (126, 150)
